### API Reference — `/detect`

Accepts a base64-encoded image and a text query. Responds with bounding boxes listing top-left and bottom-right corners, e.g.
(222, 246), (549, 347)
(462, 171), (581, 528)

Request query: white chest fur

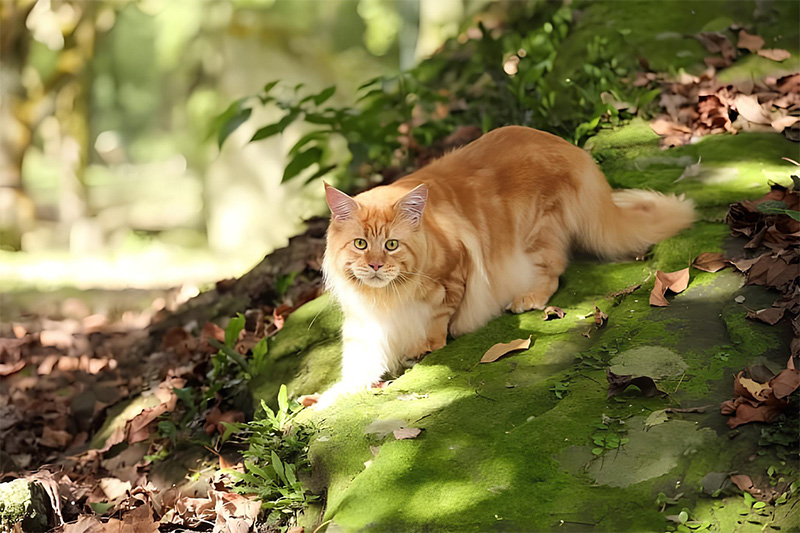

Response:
(339, 291), (433, 374)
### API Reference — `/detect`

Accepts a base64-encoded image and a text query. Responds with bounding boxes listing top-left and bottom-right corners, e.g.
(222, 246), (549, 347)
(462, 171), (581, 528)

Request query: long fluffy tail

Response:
(576, 187), (696, 259)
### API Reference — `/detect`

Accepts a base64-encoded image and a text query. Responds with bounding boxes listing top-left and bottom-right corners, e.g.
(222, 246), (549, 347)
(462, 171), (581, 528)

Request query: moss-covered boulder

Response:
(252, 123), (798, 531)
(0, 479), (53, 532)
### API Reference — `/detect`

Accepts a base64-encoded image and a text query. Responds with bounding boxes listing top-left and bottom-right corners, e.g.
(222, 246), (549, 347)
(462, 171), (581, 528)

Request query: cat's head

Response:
(323, 183), (428, 290)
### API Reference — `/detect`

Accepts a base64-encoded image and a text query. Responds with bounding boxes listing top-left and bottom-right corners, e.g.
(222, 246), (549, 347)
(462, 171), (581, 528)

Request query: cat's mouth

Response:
(351, 268), (396, 288)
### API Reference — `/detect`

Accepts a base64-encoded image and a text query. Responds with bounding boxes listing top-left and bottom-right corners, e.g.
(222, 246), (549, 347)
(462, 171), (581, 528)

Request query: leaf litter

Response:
(0, 229), (328, 531)
(720, 356), (800, 428)
(644, 27), (797, 148)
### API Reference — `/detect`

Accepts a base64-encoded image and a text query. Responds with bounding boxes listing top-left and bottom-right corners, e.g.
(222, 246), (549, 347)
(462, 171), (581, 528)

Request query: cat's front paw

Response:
(506, 291), (549, 313)
(404, 336), (447, 367)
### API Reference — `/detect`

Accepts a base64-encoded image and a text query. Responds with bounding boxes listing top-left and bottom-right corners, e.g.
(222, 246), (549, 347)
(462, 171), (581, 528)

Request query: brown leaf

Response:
(738, 375), (772, 402)
(0, 360), (25, 376)
(119, 503), (158, 533)
(731, 474), (754, 492)
(542, 306), (565, 321)
(758, 49), (791, 62)
(772, 115), (799, 133)
(723, 397), (787, 428)
(480, 336), (532, 363)
(695, 32), (736, 61)
(63, 515), (107, 533)
(734, 94), (772, 125)
(737, 30), (764, 52)
(201, 322), (226, 344)
(692, 252), (730, 273)
(40, 427), (73, 448)
(212, 490), (260, 533)
(393, 427), (422, 440)
(770, 368), (800, 400)
(650, 268), (690, 306)
(299, 394), (319, 407)
(606, 369), (667, 398)
(594, 306), (608, 328)
(99, 477), (131, 501)
(746, 307), (786, 325)
(204, 407), (245, 436)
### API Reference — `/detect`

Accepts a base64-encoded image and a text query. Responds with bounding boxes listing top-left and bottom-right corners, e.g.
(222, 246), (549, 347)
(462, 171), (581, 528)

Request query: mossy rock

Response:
(250, 2), (800, 527)
(0, 479), (52, 532)
(252, 123), (798, 531)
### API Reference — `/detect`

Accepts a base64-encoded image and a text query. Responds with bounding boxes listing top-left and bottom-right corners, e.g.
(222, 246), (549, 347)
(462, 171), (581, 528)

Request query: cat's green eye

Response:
(385, 239), (399, 251)
(353, 238), (368, 250)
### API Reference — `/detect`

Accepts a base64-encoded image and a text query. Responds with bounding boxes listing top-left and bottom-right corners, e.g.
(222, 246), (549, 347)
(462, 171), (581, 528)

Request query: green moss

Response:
(0, 479), (50, 531)
(250, 6), (800, 527)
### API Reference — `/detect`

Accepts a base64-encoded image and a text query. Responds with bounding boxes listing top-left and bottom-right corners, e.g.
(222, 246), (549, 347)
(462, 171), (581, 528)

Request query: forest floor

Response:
(2, 2), (800, 532)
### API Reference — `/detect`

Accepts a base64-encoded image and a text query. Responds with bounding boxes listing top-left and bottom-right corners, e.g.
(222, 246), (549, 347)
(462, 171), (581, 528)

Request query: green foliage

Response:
(227, 385), (317, 526)
(550, 380), (570, 399)
(756, 200), (800, 221)
(590, 416), (629, 457)
(217, 2), (656, 192)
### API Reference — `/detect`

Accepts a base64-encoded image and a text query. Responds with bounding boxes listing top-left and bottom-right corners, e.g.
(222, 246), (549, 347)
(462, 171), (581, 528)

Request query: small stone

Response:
(734, 295), (745, 303)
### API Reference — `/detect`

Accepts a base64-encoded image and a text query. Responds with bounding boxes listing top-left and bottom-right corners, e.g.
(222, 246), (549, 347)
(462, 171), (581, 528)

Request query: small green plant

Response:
(550, 381), (570, 399)
(590, 417), (629, 456)
(226, 385), (317, 528)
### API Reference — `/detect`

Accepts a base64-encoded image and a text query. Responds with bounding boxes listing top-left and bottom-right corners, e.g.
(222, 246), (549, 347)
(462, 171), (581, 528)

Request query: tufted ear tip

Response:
(325, 184), (359, 221)
(396, 184), (428, 228)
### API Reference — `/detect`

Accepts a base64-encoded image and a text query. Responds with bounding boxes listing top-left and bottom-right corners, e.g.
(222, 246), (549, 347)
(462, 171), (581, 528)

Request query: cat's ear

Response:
(395, 184), (428, 228)
(324, 182), (359, 221)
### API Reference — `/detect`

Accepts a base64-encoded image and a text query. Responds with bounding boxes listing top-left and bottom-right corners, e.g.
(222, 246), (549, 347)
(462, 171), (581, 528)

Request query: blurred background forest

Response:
(1, 0), (486, 291)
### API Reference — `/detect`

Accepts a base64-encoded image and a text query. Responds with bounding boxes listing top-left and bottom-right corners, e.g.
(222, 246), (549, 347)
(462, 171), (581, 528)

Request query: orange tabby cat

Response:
(318, 126), (694, 406)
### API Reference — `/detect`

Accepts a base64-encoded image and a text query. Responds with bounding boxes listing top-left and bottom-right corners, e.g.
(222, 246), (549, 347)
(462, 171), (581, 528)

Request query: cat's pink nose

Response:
(368, 263), (383, 271)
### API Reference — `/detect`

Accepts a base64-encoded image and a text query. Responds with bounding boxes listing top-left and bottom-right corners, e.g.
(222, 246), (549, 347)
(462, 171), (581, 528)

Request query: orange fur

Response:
(318, 126), (695, 405)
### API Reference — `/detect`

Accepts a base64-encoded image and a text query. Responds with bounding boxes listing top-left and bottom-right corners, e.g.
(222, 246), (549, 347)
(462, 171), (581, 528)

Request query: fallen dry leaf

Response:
(770, 368), (800, 400)
(738, 375), (772, 402)
(730, 474), (754, 492)
(746, 307), (786, 325)
(204, 407), (245, 436)
(299, 394), (319, 407)
(480, 336), (532, 363)
(650, 268), (690, 306)
(757, 48), (791, 61)
(721, 358), (800, 428)
(675, 156), (702, 182)
(0, 360), (26, 376)
(694, 31), (737, 62)
(606, 369), (667, 398)
(40, 427), (73, 448)
(772, 115), (799, 133)
(542, 306), (565, 321)
(734, 94), (772, 125)
(593, 306), (608, 328)
(119, 503), (158, 533)
(63, 515), (106, 533)
(737, 29), (764, 52)
(99, 477), (131, 501)
(692, 252), (730, 273)
(212, 489), (260, 533)
(393, 427), (422, 440)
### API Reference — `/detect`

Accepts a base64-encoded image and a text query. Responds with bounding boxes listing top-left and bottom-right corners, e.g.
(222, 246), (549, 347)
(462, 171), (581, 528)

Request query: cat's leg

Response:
(405, 280), (465, 363)
(314, 321), (390, 409)
(507, 240), (568, 313)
